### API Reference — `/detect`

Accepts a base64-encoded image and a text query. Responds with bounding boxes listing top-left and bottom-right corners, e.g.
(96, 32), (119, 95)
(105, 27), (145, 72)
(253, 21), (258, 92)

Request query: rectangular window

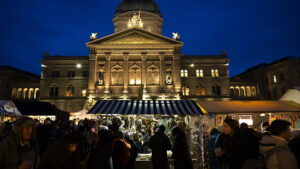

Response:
(181, 70), (188, 77)
(52, 71), (60, 78)
(50, 87), (59, 97)
(196, 69), (204, 77)
(181, 86), (189, 96)
(215, 69), (219, 77)
(211, 70), (215, 77)
(273, 75), (277, 83)
(83, 71), (89, 77)
(212, 86), (221, 96)
(66, 87), (75, 97)
(211, 69), (219, 77)
(68, 71), (75, 78)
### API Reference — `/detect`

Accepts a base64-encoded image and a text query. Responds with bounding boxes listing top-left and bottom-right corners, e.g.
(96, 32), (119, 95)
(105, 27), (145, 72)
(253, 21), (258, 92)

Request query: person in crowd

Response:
(109, 119), (130, 169)
(171, 126), (193, 169)
(214, 118), (239, 169)
(149, 125), (172, 169)
(260, 119), (298, 169)
(141, 127), (151, 153)
(36, 118), (56, 156)
(124, 132), (138, 169)
(208, 128), (221, 169)
(86, 129), (113, 169)
(289, 129), (300, 169)
(0, 117), (39, 169)
(39, 130), (82, 169)
(261, 121), (271, 135)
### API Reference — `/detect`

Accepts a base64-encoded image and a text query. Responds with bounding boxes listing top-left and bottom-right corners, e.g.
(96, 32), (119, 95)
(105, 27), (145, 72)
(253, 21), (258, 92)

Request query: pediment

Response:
(86, 28), (183, 46)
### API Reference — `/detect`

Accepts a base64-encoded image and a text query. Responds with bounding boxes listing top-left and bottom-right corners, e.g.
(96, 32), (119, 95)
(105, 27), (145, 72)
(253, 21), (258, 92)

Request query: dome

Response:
(115, 0), (161, 17)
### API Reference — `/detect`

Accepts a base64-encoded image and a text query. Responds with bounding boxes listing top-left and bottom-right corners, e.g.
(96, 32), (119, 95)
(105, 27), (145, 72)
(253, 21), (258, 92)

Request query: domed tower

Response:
(113, 0), (163, 34)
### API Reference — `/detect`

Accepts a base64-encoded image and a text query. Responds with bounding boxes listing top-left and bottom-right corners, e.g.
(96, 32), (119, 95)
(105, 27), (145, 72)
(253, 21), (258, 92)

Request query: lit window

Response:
(211, 69), (219, 77)
(66, 87), (75, 97)
(196, 69), (204, 77)
(181, 86), (190, 96)
(273, 75), (277, 83)
(82, 88), (87, 97)
(181, 70), (188, 77)
(196, 86), (206, 96)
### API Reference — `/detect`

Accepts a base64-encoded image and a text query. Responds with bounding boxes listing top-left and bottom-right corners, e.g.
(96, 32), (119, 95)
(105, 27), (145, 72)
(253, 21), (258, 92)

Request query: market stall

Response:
(70, 109), (97, 120)
(0, 100), (22, 122)
(14, 101), (69, 122)
(88, 100), (204, 169)
(197, 100), (300, 130)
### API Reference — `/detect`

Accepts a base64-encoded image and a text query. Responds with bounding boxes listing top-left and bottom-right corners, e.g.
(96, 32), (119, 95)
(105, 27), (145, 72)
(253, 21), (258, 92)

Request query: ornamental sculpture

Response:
(90, 33), (98, 40)
(172, 32), (180, 40)
(127, 12), (144, 29)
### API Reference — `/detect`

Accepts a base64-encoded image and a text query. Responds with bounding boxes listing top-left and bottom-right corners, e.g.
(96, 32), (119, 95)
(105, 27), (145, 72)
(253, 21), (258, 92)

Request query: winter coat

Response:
(260, 135), (298, 169)
(149, 130), (172, 164)
(172, 132), (193, 169)
(289, 136), (300, 169)
(209, 132), (221, 169)
(0, 133), (39, 169)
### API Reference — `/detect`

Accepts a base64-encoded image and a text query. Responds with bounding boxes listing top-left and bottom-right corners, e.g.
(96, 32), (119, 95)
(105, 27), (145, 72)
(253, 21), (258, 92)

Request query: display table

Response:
(134, 153), (174, 169)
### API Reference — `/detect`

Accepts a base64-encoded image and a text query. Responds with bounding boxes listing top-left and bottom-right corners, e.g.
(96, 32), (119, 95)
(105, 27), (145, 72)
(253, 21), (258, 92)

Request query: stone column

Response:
(173, 53), (181, 93)
(159, 52), (165, 90)
(104, 52), (111, 94)
(141, 52), (147, 88)
(123, 52), (129, 93)
(88, 48), (97, 95)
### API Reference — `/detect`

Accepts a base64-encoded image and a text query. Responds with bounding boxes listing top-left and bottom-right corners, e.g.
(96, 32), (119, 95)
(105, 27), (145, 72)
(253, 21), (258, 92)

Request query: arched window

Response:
(181, 85), (190, 96)
(29, 88), (34, 99)
(240, 86), (246, 97)
(50, 86), (59, 98)
(251, 86), (257, 97)
(147, 64), (159, 85)
(12, 88), (17, 99)
(129, 64), (141, 85)
(246, 86), (251, 97)
(196, 86), (206, 96)
(23, 88), (28, 99)
(212, 85), (221, 96)
(111, 64), (124, 85)
(234, 86), (240, 97)
(230, 86), (234, 96)
(34, 88), (39, 99)
(66, 85), (75, 97)
(17, 88), (22, 100)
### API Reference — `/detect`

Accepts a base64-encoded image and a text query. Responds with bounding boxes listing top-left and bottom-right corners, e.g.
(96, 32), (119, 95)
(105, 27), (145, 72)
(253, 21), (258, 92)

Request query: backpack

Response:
(241, 146), (286, 169)
(112, 138), (131, 165)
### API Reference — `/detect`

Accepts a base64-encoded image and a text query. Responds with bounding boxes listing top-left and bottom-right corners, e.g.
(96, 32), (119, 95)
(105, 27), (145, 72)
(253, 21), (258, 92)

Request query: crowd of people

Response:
(0, 116), (193, 169)
(209, 118), (300, 169)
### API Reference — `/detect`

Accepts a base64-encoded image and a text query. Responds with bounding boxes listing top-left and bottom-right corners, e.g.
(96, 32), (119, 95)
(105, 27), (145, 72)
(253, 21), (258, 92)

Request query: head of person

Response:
(261, 121), (269, 132)
(59, 130), (82, 154)
(209, 128), (220, 136)
(13, 117), (35, 143)
(270, 120), (291, 141)
(223, 118), (239, 136)
(158, 124), (166, 133)
(108, 123), (120, 134)
(97, 129), (111, 146)
(240, 123), (249, 129)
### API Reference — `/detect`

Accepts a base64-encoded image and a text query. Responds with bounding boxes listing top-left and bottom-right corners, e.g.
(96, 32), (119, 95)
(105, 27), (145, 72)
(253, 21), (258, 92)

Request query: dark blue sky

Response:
(0, 0), (299, 77)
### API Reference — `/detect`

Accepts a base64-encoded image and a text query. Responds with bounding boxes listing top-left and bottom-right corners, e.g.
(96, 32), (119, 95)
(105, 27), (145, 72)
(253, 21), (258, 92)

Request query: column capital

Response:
(159, 52), (165, 60)
(123, 52), (129, 60)
(105, 52), (111, 60)
(141, 52), (147, 60)
(89, 54), (96, 61)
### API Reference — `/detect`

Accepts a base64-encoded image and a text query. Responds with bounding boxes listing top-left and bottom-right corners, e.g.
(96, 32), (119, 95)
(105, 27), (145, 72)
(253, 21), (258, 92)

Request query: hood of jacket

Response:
(260, 135), (288, 155)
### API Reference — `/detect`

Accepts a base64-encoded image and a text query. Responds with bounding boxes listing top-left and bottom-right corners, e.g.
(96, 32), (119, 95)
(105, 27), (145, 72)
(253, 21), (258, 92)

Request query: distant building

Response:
(230, 56), (300, 100)
(0, 66), (40, 100)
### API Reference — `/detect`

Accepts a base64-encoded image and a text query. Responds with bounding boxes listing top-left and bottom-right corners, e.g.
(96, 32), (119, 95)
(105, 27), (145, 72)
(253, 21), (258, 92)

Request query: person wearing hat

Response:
(39, 130), (83, 169)
(149, 125), (172, 169)
(0, 116), (39, 169)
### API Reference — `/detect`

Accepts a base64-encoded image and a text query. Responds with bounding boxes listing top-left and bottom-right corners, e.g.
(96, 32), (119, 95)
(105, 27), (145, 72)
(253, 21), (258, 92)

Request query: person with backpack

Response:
(260, 119), (298, 169)
(149, 125), (172, 169)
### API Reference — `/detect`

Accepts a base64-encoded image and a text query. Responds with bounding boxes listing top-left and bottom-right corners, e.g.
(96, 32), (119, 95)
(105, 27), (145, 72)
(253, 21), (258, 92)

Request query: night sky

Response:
(0, 0), (299, 77)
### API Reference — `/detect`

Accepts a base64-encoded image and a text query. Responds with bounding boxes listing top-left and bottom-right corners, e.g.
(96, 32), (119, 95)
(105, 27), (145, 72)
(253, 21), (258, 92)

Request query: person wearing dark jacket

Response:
(124, 132), (138, 169)
(171, 127), (193, 169)
(87, 129), (113, 169)
(289, 130), (300, 169)
(208, 128), (221, 169)
(39, 130), (82, 169)
(0, 117), (39, 169)
(149, 125), (172, 169)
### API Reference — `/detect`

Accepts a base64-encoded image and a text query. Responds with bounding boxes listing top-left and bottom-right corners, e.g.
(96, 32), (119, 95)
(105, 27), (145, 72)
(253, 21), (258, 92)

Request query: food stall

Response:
(88, 100), (204, 169)
(70, 109), (97, 120)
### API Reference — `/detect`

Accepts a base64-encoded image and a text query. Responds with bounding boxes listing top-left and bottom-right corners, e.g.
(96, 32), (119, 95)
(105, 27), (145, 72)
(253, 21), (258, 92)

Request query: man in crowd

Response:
(0, 117), (39, 169)
(149, 125), (172, 169)
(260, 119), (298, 169)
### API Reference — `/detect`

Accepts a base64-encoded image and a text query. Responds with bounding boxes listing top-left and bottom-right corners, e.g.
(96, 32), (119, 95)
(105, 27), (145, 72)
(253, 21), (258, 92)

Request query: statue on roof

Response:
(172, 32), (180, 40)
(127, 11), (144, 29)
(90, 33), (98, 40)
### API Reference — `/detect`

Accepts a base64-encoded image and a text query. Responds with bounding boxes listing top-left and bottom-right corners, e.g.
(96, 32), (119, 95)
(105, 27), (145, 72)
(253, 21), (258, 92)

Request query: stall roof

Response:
(198, 101), (300, 114)
(88, 100), (204, 116)
(0, 100), (22, 116)
(14, 102), (66, 116)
